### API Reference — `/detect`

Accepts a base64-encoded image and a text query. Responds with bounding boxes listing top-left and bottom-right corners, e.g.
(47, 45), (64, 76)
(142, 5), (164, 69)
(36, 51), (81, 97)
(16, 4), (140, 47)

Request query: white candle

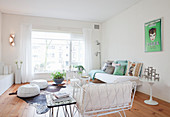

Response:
(8, 65), (12, 74)
(4, 65), (8, 75)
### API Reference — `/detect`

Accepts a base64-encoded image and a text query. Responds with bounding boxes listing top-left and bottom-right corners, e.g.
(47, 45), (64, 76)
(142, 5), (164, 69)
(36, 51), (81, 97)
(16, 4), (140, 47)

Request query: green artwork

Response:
(145, 19), (162, 52)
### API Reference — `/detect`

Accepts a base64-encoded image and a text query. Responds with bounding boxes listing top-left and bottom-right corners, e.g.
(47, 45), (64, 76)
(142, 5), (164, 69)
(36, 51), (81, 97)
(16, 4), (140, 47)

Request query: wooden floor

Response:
(0, 83), (170, 117)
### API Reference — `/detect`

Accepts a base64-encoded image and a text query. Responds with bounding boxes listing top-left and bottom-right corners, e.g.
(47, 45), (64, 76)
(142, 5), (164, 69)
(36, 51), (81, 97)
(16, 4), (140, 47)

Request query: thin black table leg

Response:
(69, 105), (73, 117)
(65, 105), (69, 117)
(62, 106), (67, 117)
(56, 107), (59, 117)
(52, 108), (54, 117)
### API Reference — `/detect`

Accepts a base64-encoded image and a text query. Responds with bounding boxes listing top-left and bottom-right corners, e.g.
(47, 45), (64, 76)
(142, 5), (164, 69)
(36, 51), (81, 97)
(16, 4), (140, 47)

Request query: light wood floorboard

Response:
(0, 83), (169, 117)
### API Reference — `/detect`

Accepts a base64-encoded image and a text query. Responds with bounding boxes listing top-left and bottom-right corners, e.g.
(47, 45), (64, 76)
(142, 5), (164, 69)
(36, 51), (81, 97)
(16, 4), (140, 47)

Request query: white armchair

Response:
(73, 81), (136, 117)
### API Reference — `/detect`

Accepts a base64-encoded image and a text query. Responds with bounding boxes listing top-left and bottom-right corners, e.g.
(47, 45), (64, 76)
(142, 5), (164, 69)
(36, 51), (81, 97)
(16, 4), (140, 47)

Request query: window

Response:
(32, 31), (85, 73)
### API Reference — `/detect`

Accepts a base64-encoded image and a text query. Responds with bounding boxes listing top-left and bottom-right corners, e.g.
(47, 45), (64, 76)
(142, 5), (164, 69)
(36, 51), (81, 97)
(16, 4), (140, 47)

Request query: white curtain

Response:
(83, 28), (93, 72)
(20, 24), (33, 83)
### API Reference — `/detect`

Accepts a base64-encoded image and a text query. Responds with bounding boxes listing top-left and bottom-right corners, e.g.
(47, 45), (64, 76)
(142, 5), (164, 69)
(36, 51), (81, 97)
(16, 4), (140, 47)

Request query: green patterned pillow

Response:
(113, 65), (126, 75)
(114, 60), (128, 75)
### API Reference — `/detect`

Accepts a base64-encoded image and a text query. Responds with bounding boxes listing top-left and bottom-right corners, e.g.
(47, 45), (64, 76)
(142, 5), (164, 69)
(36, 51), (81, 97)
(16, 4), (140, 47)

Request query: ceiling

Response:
(0, 0), (141, 22)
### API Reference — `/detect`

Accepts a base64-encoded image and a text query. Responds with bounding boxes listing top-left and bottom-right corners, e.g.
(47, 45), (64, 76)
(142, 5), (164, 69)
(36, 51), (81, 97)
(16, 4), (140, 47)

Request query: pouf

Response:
(30, 79), (48, 89)
(17, 84), (40, 98)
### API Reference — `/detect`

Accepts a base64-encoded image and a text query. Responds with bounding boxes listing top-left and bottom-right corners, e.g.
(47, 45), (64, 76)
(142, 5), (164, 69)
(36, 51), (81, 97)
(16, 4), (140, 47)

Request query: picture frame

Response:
(145, 18), (162, 52)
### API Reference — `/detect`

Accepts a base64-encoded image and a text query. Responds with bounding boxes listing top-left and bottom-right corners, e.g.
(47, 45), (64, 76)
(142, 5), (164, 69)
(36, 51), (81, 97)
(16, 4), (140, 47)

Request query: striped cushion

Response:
(125, 61), (143, 77)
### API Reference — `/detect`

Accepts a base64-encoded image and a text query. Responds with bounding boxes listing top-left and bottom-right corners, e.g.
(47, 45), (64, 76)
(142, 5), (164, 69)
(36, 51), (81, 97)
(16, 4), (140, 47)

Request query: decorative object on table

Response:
(15, 60), (23, 84)
(74, 65), (85, 74)
(143, 67), (160, 81)
(141, 66), (160, 105)
(9, 84), (66, 114)
(145, 18), (162, 52)
(95, 40), (101, 69)
(30, 79), (48, 89)
(9, 34), (15, 46)
(74, 65), (86, 78)
(51, 92), (71, 103)
(51, 71), (66, 84)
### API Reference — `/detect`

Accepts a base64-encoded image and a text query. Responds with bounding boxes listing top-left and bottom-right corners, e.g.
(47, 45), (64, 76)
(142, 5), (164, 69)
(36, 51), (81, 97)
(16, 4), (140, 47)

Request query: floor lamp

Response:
(95, 40), (101, 69)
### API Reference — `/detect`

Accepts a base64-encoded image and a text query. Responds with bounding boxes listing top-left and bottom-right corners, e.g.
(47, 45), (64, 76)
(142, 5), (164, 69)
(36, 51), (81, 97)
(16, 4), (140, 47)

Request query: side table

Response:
(139, 79), (158, 105)
(79, 76), (90, 86)
(46, 94), (76, 117)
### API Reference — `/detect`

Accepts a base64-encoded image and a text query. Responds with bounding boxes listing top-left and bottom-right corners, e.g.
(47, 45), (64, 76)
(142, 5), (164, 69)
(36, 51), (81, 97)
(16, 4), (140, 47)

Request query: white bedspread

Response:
(95, 73), (140, 84)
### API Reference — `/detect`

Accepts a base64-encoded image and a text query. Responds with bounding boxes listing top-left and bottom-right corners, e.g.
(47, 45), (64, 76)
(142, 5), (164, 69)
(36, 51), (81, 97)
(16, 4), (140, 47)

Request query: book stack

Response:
(51, 92), (71, 103)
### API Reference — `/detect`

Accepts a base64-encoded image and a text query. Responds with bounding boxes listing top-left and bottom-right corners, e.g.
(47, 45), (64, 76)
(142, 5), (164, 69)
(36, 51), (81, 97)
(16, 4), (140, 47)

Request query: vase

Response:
(53, 78), (64, 84)
(15, 69), (21, 84)
(0, 62), (4, 75)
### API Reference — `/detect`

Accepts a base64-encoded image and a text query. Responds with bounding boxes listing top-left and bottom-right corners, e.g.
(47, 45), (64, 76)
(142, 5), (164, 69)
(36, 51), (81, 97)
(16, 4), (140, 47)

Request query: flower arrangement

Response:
(74, 65), (85, 74)
(15, 60), (23, 70)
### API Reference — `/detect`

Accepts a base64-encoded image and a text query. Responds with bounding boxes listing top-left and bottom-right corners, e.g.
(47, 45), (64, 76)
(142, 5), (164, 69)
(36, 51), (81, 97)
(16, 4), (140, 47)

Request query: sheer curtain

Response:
(83, 28), (93, 72)
(20, 24), (33, 83)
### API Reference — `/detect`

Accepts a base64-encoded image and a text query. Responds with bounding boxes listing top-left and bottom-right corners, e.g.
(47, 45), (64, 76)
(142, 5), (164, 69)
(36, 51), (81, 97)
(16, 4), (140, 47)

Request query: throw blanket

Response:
(88, 70), (105, 80)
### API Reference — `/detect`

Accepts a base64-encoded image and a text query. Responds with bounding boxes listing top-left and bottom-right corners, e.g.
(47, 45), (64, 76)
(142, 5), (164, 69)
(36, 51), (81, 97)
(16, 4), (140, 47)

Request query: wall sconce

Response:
(9, 34), (15, 46)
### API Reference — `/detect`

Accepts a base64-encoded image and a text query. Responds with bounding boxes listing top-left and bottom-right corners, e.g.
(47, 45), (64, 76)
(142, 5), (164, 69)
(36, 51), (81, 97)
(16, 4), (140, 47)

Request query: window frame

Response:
(31, 31), (84, 79)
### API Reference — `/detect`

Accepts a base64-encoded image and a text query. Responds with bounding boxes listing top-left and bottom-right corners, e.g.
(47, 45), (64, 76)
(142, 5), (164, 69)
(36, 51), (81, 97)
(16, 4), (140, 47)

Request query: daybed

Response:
(89, 60), (143, 85)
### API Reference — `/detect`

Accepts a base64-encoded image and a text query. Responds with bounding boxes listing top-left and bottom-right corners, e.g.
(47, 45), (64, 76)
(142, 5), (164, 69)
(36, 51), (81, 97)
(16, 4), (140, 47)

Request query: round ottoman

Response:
(30, 79), (48, 89)
(17, 84), (40, 98)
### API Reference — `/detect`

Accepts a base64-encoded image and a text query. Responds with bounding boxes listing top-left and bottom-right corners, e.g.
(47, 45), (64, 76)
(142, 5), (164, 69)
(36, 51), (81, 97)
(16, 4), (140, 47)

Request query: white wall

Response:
(1, 14), (101, 74)
(0, 12), (2, 61)
(102, 0), (170, 102)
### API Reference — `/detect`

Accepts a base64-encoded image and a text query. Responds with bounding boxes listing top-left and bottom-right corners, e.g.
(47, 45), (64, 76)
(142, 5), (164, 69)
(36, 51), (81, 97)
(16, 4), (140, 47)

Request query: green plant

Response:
(74, 65), (85, 74)
(51, 71), (66, 80)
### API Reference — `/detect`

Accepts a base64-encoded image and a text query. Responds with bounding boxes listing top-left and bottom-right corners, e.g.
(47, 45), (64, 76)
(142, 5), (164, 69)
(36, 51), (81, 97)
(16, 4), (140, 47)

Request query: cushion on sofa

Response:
(114, 60), (128, 75)
(114, 60), (128, 65)
(125, 61), (143, 77)
(105, 66), (115, 74)
(101, 61), (113, 71)
(113, 65), (126, 75)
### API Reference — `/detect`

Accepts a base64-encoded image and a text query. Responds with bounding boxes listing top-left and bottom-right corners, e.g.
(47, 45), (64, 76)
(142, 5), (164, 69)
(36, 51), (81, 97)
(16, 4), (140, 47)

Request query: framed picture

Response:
(145, 19), (162, 52)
